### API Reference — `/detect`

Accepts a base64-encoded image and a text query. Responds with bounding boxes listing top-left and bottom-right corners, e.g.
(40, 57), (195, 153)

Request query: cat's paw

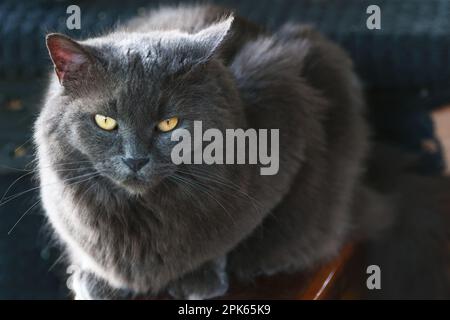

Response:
(70, 269), (134, 300)
(168, 257), (229, 300)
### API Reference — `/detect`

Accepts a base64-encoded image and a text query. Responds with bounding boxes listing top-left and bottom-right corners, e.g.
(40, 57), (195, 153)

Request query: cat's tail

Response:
(359, 144), (450, 299)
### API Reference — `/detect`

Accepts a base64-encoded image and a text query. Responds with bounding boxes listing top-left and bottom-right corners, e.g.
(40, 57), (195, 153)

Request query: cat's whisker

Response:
(7, 199), (41, 235)
(24, 147), (80, 168)
(14, 137), (34, 150)
(47, 254), (66, 273)
(0, 164), (33, 173)
(173, 165), (243, 190)
(0, 160), (94, 175)
(0, 171), (103, 208)
(0, 171), (36, 203)
(7, 172), (102, 235)
(73, 180), (98, 212)
(174, 167), (262, 216)
(166, 177), (205, 219)
(171, 173), (236, 225)
(25, 160), (94, 172)
(167, 176), (216, 223)
(177, 167), (261, 206)
(150, 163), (261, 208)
(0, 166), (97, 203)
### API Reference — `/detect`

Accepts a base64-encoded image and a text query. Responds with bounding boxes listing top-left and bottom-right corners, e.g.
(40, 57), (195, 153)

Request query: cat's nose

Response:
(122, 157), (149, 172)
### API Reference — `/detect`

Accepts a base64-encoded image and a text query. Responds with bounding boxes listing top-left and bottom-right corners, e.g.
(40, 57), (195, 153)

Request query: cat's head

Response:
(39, 17), (243, 194)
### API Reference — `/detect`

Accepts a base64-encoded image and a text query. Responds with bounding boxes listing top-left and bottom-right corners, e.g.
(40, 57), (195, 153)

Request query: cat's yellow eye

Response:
(94, 114), (117, 131)
(157, 117), (179, 132)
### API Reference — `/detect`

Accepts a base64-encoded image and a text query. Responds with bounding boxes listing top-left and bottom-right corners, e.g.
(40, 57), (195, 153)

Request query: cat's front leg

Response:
(70, 269), (134, 300)
(168, 256), (229, 300)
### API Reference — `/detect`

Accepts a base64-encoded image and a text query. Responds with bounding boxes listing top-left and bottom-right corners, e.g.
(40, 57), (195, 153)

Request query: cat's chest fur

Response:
(39, 153), (270, 292)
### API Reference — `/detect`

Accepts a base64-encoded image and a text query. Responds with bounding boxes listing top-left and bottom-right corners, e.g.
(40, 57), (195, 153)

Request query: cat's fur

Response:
(35, 4), (449, 299)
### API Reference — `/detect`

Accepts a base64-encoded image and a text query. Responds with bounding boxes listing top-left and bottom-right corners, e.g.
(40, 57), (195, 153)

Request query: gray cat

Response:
(34, 4), (449, 299)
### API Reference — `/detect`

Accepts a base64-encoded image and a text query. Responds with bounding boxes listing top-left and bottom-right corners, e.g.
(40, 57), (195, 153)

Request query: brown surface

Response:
(432, 106), (450, 175)
(147, 244), (357, 300)
(214, 244), (355, 300)
(221, 244), (356, 299)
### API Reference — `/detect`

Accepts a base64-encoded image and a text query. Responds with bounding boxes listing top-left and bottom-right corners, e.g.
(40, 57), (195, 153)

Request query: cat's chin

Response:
(115, 175), (162, 196)
(100, 171), (158, 195)
(119, 178), (152, 196)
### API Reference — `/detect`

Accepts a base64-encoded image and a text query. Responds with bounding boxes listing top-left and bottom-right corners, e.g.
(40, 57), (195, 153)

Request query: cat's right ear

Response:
(46, 33), (94, 86)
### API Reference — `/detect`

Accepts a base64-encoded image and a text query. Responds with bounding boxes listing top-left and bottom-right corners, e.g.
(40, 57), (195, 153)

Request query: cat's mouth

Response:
(119, 175), (150, 193)
(116, 173), (165, 195)
(98, 162), (172, 195)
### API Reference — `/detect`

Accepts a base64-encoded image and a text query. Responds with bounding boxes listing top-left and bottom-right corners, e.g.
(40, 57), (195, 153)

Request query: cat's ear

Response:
(46, 33), (94, 85)
(193, 16), (234, 61)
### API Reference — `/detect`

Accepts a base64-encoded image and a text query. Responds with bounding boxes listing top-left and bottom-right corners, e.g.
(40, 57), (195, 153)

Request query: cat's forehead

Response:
(91, 31), (195, 66)
(75, 31), (209, 116)
(110, 31), (192, 51)
(86, 31), (198, 92)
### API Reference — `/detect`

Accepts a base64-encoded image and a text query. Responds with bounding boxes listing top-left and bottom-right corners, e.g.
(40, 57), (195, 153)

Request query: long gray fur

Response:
(35, 4), (448, 299)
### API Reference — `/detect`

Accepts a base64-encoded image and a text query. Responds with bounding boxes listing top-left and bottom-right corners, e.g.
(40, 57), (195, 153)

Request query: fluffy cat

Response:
(34, 4), (449, 299)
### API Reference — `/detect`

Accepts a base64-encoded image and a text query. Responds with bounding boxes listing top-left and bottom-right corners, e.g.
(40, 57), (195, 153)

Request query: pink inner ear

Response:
(47, 35), (88, 83)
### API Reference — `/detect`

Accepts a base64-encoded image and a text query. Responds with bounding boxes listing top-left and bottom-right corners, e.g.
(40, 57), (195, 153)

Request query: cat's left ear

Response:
(192, 16), (234, 61)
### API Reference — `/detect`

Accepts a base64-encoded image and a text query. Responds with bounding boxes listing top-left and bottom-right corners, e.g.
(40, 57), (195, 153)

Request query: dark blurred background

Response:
(1, 0), (450, 299)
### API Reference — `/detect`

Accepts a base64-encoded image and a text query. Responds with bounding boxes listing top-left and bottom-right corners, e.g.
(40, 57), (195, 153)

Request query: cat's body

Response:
(35, 5), (449, 299)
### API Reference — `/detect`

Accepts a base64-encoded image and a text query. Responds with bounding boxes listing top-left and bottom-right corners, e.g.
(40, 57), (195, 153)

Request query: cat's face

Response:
(41, 18), (241, 194)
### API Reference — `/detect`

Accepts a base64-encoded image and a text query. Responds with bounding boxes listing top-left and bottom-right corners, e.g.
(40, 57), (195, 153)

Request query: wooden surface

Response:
(146, 244), (358, 300)
(217, 245), (355, 300)
(432, 106), (450, 175)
